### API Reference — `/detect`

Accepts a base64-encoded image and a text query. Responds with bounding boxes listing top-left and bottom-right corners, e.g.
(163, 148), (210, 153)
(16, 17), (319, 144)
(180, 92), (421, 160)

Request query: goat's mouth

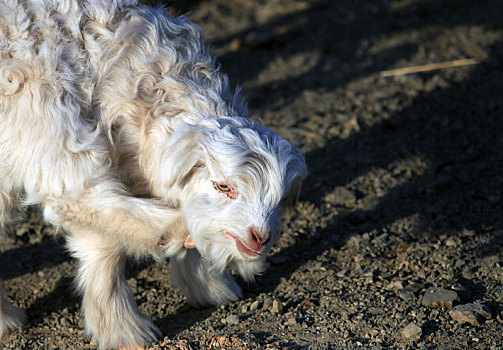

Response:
(225, 231), (262, 257)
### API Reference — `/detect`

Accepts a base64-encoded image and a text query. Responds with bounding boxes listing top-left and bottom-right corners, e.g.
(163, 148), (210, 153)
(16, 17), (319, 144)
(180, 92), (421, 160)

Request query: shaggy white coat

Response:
(0, 0), (307, 348)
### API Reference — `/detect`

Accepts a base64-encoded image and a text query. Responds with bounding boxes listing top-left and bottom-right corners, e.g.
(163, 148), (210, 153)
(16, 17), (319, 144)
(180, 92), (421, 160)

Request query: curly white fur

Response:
(0, 1), (307, 348)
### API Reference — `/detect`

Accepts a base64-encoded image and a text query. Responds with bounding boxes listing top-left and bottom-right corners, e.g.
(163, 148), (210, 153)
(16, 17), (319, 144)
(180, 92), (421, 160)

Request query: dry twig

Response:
(380, 58), (480, 77)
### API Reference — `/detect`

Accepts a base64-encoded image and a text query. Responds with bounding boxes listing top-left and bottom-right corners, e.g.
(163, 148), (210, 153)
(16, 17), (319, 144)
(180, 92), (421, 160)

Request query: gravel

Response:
(1, 0), (503, 349)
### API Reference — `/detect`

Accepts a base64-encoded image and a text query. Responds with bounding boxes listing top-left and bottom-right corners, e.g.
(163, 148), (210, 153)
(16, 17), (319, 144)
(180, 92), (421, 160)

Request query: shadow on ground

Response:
(209, 0), (503, 296)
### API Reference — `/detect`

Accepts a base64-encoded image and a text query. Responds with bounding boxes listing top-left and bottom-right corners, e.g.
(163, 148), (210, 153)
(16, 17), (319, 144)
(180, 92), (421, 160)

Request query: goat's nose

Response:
(249, 226), (270, 251)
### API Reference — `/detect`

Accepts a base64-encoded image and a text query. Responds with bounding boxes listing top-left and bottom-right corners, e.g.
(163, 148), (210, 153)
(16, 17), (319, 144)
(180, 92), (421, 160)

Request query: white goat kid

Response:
(0, 0), (307, 348)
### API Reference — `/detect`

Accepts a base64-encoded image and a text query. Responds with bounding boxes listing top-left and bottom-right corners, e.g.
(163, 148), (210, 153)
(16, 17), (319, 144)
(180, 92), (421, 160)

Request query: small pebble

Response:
(445, 237), (458, 247)
(386, 280), (404, 291)
(459, 228), (476, 237)
(330, 186), (356, 206)
(272, 299), (283, 314)
(401, 322), (422, 341)
(263, 297), (273, 311)
(399, 290), (416, 302)
(225, 314), (240, 325)
(285, 317), (297, 326)
(336, 269), (349, 278)
(249, 300), (260, 311)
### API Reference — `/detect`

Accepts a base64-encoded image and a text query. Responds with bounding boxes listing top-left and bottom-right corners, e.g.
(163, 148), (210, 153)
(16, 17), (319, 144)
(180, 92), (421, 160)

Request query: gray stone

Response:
(423, 287), (460, 309)
(449, 303), (492, 326)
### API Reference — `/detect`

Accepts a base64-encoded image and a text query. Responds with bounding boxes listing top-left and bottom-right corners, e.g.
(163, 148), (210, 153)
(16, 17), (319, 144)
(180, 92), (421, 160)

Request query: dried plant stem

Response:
(380, 58), (480, 77)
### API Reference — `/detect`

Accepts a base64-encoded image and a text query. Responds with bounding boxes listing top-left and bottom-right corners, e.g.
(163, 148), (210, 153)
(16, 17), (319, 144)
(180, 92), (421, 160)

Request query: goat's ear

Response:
(282, 177), (303, 218)
(280, 143), (307, 217)
(158, 123), (205, 190)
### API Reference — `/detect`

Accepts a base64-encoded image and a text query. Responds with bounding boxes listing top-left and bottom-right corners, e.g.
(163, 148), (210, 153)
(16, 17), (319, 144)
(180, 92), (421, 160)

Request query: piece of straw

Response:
(380, 58), (480, 77)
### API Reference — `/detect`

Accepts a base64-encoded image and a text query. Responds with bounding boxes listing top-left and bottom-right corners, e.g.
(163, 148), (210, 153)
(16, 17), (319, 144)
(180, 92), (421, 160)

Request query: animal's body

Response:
(0, 0), (306, 348)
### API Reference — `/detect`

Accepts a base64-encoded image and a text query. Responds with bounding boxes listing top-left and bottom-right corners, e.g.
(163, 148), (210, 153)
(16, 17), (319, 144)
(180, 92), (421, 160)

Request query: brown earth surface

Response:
(1, 0), (503, 349)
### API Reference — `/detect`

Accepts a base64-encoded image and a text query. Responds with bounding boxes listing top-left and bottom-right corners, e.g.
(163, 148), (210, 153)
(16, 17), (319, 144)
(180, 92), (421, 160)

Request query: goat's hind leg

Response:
(0, 282), (26, 338)
(0, 192), (26, 338)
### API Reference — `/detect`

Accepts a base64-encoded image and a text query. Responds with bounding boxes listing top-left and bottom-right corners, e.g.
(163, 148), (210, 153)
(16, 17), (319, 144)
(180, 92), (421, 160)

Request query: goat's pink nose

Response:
(249, 226), (270, 252)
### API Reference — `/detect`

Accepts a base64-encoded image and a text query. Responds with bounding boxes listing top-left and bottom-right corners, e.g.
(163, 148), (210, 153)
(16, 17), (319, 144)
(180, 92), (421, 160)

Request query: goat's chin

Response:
(229, 256), (267, 282)
(196, 241), (267, 282)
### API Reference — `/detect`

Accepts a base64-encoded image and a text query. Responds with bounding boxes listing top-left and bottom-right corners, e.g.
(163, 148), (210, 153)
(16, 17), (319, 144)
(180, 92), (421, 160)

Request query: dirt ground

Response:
(1, 0), (503, 349)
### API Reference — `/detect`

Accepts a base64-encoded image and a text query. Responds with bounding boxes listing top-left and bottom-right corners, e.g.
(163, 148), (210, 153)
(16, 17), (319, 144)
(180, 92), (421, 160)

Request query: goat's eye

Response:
(212, 181), (236, 199)
(217, 183), (231, 192)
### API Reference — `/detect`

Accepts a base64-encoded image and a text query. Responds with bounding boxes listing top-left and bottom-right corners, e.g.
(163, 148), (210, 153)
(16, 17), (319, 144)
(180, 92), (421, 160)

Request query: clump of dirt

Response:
(1, 0), (503, 349)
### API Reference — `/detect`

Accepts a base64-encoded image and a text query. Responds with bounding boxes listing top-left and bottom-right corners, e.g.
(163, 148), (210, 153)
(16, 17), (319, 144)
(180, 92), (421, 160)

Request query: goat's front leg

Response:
(48, 180), (180, 258)
(170, 249), (242, 307)
(46, 181), (181, 348)
(67, 232), (159, 349)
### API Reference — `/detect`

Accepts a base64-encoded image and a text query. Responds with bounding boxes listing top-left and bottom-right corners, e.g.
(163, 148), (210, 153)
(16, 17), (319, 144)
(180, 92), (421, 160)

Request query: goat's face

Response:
(156, 116), (307, 280)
